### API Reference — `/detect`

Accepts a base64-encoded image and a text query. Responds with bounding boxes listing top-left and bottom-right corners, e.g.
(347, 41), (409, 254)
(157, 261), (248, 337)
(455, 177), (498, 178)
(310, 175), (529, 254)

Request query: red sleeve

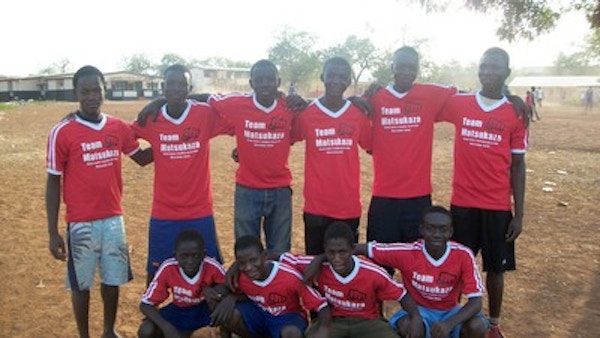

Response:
(460, 249), (485, 298)
(434, 86), (458, 122)
(130, 120), (146, 140)
(46, 123), (68, 174)
(510, 114), (528, 153)
(141, 266), (170, 305)
(119, 120), (141, 156)
(358, 113), (372, 152)
(204, 259), (227, 285)
(207, 105), (234, 138)
(438, 94), (458, 123)
(279, 253), (313, 273)
(368, 242), (407, 271)
(374, 272), (406, 301)
(297, 279), (328, 312)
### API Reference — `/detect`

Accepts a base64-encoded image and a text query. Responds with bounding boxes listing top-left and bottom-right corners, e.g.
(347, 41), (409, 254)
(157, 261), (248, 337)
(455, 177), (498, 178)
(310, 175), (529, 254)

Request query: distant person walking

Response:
(530, 86), (540, 121)
(584, 87), (594, 112)
(525, 90), (535, 123)
(535, 87), (544, 107)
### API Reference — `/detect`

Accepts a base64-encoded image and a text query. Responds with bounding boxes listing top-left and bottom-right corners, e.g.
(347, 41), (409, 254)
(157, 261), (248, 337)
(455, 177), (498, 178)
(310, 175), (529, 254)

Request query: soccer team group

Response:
(45, 45), (528, 338)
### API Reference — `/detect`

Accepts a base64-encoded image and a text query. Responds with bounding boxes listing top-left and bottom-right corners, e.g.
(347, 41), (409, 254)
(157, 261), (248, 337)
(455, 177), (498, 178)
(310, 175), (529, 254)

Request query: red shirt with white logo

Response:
(141, 257), (226, 307)
(131, 100), (232, 219)
(46, 114), (140, 222)
(370, 83), (456, 198)
(281, 253), (406, 319)
(291, 100), (372, 218)
(440, 92), (527, 210)
(209, 93), (293, 188)
(368, 240), (484, 310)
(237, 261), (327, 320)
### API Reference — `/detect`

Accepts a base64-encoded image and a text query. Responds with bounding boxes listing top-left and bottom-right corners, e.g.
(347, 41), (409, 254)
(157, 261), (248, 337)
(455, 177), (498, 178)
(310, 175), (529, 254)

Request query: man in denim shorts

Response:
(46, 65), (152, 338)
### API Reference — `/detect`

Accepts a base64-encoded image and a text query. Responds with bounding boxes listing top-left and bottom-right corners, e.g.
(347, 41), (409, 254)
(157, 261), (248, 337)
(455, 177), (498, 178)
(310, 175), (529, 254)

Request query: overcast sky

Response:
(0, 0), (589, 76)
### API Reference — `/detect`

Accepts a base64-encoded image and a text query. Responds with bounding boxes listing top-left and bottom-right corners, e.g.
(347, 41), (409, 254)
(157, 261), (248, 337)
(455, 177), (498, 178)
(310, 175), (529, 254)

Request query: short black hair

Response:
(323, 221), (355, 248)
(164, 64), (191, 78)
(174, 229), (205, 252)
(73, 65), (105, 89)
(323, 56), (352, 74)
(392, 46), (419, 60)
(421, 205), (452, 224)
(250, 59), (278, 78)
(482, 47), (510, 67)
(234, 235), (264, 254)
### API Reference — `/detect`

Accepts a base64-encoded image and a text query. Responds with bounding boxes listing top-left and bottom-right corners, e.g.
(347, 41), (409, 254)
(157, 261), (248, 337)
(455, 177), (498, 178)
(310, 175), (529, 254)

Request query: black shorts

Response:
(367, 195), (431, 243)
(303, 212), (359, 255)
(450, 205), (516, 272)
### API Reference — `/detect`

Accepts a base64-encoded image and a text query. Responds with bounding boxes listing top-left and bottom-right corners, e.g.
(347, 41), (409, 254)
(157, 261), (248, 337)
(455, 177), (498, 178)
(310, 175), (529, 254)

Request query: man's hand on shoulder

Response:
(285, 94), (309, 113)
(347, 96), (373, 116)
(363, 82), (383, 98)
(137, 98), (167, 127)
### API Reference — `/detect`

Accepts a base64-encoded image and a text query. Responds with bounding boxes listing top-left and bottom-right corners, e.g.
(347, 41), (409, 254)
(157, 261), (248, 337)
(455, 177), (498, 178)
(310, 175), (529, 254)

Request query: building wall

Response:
(0, 69), (244, 102)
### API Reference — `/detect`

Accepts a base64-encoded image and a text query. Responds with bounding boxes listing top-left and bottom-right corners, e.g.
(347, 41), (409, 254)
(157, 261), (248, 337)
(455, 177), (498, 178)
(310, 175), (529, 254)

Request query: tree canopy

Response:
(414, 0), (600, 42)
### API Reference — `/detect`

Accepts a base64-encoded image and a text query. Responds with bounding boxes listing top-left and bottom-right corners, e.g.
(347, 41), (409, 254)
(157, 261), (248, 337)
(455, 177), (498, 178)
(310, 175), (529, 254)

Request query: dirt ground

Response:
(0, 100), (598, 338)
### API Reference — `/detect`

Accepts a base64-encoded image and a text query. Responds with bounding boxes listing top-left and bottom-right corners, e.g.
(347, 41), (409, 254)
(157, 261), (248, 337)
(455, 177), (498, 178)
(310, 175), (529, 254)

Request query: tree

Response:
(553, 52), (594, 75)
(321, 35), (377, 95)
(122, 53), (155, 75)
(369, 50), (393, 86)
(268, 27), (321, 95)
(157, 53), (188, 75)
(413, 0), (600, 42)
(37, 58), (72, 75)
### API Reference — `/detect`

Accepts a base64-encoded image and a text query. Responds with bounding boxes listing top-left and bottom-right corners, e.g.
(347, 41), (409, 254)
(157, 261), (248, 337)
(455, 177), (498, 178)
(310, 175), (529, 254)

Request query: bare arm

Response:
(140, 303), (182, 337)
(189, 93), (211, 102)
(507, 153), (526, 242)
(430, 297), (482, 338)
(353, 243), (368, 256)
(399, 293), (425, 338)
(46, 174), (65, 261)
(129, 148), (154, 166)
(506, 95), (530, 127)
(302, 254), (326, 284)
(311, 306), (332, 338)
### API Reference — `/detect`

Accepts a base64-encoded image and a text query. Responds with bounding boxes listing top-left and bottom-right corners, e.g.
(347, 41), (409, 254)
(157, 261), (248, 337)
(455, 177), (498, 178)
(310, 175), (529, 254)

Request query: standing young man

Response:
(291, 56), (372, 255)
(208, 60), (296, 255)
(367, 47), (457, 265)
(131, 64), (232, 285)
(440, 47), (527, 337)
(45, 66), (152, 338)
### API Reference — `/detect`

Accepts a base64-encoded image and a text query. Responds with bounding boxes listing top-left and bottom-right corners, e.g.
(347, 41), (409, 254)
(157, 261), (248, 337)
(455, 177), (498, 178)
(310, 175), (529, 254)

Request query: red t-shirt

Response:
(370, 83), (456, 198)
(291, 99), (372, 218)
(209, 93), (293, 188)
(237, 261), (328, 319)
(141, 257), (226, 307)
(281, 253), (406, 319)
(368, 240), (484, 310)
(131, 100), (232, 219)
(440, 92), (528, 210)
(46, 114), (140, 222)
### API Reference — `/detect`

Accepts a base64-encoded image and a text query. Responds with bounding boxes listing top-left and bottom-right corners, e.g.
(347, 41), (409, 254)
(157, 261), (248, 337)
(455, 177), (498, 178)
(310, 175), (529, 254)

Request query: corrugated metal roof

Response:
(509, 76), (600, 87)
